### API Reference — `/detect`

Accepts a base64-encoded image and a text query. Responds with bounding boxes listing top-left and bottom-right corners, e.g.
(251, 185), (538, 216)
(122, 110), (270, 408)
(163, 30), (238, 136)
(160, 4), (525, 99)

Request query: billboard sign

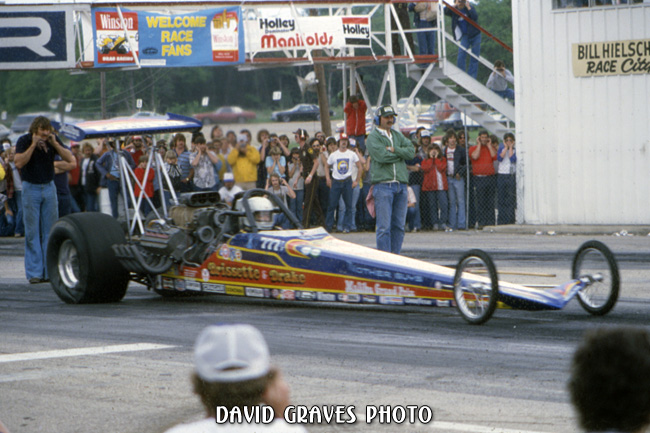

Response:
(245, 10), (370, 53)
(92, 7), (244, 68)
(0, 7), (76, 70)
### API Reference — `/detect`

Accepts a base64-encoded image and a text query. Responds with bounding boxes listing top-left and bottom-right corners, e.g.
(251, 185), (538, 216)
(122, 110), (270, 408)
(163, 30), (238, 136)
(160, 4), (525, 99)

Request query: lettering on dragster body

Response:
(269, 270), (306, 284)
(344, 280), (415, 297)
(207, 262), (260, 280)
(261, 33), (334, 49)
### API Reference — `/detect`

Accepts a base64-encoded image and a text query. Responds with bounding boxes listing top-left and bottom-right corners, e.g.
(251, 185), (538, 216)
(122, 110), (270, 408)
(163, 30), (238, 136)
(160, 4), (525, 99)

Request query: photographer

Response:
(14, 116), (75, 284)
(190, 133), (221, 192)
(227, 133), (260, 191)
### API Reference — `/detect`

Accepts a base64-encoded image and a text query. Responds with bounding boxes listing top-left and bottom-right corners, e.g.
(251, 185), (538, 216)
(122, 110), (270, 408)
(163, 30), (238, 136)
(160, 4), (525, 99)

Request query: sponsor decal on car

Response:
(344, 280), (415, 297)
(175, 279), (186, 291)
(219, 244), (230, 259)
(281, 290), (295, 301)
(162, 277), (175, 290)
(183, 268), (198, 278)
(362, 295), (378, 304)
(379, 296), (404, 305)
(225, 285), (245, 296)
(436, 300), (452, 307)
(201, 268), (210, 282)
(404, 297), (435, 306)
(338, 293), (361, 303)
(185, 281), (201, 292)
(245, 287), (265, 298)
(203, 283), (226, 294)
(317, 292), (337, 302)
(296, 291), (316, 301)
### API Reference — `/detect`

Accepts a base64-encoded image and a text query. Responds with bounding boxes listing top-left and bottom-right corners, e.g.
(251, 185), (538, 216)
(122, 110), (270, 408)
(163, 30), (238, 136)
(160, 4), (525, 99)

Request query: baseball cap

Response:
(132, 135), (142, 140)
(377, 105), (397, 117)
(223, 172), (235, 182)
(294, 128), (308, 140)
(349, 138), (357, 147)
(421, 130), (431, 137)
(194, 324), (270, 383)
(339, 133), (349, 141)
(2, 143), (11, 152)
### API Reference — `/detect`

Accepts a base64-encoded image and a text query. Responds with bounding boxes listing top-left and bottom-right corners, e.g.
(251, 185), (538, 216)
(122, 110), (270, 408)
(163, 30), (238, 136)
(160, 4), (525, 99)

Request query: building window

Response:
(554, 0), (647, 8)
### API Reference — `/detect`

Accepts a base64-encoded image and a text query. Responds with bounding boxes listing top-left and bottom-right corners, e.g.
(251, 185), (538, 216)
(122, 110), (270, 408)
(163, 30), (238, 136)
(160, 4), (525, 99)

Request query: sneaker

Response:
(29, 277), (42, 284)
(445, 227), (453, 232)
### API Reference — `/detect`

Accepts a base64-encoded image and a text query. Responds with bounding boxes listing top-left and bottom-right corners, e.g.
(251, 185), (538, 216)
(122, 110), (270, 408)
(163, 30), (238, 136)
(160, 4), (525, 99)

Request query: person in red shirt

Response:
(134, 154), (154, 217)
(344, 94), (368, 152)
(469, 130), (497, 228)
(421, 143), (449, 231)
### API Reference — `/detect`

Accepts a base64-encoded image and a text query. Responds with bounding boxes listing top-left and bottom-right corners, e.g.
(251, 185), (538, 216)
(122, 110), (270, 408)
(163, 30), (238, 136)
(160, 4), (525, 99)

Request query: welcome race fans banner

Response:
(92, 7), (244, 68)
(245, 10), (370, 53)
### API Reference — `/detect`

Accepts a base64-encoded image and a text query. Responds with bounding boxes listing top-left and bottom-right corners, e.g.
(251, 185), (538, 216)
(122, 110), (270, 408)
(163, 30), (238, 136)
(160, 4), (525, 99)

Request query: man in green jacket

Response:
(367, 105), (415, 254)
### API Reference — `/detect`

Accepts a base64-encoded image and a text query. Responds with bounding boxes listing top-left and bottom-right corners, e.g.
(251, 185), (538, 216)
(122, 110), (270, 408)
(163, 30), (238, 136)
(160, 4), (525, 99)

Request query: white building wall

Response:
(512, 2), (650, 224)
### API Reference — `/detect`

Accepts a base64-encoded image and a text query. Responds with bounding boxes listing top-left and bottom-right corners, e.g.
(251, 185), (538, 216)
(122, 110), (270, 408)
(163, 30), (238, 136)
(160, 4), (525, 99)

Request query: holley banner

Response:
(92, 7), (244, 68)
(245, 10), (371, 53)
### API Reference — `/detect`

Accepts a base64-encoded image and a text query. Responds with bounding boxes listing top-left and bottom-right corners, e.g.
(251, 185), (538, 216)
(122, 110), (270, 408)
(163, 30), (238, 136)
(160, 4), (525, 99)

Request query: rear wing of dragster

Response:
(55, 113), (203, 238)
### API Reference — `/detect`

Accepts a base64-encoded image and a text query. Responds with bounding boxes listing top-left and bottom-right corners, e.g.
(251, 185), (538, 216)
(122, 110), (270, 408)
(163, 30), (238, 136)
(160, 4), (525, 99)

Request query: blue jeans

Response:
(422, 190), (449, 228)
(494, 88), (515, 101)
(58, 192), (72, 218)
(326, 178), (352, 232)
(10, 190), (24, 235)
(458, 32), (481, 78)
(22, 181), (58, 280)
(289, 189), (304, 224)
(372, 182), (408, 254)
(448, 177), (466, 230)
(338, 184), (360, 231)
(0, 207), (14, 236)
(497, 174), (516, 225)
(107, 178), (121, 219)
(416, 23), (436, 56)
(474, 175), (496, 226)
(84, 191), (98, 212)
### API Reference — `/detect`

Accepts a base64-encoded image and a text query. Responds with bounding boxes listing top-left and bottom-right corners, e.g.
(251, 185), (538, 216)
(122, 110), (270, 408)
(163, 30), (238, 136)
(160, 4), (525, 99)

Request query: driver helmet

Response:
(236, 196), (275, 231)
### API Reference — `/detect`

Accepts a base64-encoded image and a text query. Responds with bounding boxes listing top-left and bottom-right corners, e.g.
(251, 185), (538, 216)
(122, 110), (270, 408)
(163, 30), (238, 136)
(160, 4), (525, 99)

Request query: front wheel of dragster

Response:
(454, 249), (499, 325)
(47, 212), (130, 304)
(572, 240), (619, 316)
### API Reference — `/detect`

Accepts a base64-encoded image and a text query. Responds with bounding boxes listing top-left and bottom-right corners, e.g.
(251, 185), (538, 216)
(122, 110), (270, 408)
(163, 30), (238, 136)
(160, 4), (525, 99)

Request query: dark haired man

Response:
(14, 116), (75, 284)
(569, 327), (650, 433)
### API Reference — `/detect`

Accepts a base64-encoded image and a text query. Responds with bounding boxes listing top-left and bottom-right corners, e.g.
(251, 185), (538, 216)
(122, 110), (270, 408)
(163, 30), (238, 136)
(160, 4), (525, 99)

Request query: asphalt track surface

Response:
(1, 230), (650, 433)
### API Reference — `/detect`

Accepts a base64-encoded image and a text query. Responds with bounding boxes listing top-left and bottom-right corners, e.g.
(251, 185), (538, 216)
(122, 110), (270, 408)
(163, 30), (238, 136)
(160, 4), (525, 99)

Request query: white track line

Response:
(0, 343), (176, 363)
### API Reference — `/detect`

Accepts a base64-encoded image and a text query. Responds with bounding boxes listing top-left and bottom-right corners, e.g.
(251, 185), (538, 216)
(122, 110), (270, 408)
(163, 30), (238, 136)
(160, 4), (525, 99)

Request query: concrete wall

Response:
(512, 2), (650, 224)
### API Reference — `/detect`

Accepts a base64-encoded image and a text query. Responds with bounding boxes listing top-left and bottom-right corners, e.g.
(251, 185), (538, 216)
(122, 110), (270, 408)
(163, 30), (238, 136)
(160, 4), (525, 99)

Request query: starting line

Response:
(0, 343), (176, 363)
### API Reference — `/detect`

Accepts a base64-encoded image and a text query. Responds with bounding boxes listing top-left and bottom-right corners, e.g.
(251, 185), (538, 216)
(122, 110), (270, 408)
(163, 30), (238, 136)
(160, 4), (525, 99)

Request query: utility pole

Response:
(309, 9), (331, 136)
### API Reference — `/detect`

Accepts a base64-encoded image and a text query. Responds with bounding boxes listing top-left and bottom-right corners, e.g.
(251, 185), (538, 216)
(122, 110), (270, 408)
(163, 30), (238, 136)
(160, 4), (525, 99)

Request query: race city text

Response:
(215, 405), (434, 425)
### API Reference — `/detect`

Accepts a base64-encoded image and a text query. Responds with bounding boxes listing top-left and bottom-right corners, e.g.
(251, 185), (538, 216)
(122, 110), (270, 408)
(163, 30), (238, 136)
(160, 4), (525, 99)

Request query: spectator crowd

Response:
(0, 113), (518, 247)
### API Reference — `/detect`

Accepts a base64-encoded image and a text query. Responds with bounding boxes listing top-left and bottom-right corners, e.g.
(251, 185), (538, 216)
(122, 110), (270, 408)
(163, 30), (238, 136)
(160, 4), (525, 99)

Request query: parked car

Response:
(417, 101), (456, 126)
(438, 111), (480, 131)
(0, 124), (10, 141)
(10, 112), (61, 135)
(192, 106), (256, 125)
(396, 97), (422, 115)
(271, 104), (333, 122)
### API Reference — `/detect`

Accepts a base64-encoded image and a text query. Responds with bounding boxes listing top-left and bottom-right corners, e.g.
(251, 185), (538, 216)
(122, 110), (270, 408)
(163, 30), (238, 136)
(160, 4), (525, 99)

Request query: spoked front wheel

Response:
(572, 240), (619, 316)
(454, 249), (499, 325)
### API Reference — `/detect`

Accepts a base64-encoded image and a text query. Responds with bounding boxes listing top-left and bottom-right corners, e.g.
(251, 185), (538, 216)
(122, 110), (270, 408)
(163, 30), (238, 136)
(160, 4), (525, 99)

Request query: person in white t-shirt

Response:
(164, 324), (307, 433)
(324, 133), (361, 233)
(496, 132), (516, 225)
(218, 173), (243, 207)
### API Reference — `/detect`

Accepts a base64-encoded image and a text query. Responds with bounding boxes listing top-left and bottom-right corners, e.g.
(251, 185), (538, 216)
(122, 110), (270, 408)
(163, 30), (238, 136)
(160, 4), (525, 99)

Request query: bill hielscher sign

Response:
(92, 7), (244, 68)
(245, 11), (370, 53)
(572, 38), (650, 77)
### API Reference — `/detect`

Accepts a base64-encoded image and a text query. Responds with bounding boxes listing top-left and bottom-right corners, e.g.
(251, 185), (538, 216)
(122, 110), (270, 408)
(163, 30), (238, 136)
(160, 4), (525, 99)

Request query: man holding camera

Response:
(445, 0), (481, 79)
(227, 133), (260, 191)
(14, 116), (75, 284)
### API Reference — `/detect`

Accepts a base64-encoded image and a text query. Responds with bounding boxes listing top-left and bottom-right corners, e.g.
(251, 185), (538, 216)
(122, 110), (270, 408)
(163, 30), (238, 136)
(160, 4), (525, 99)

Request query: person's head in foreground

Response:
(569, 327), (650, 433)
(166, 324), (307, 433)
(193, 324), (289, 416)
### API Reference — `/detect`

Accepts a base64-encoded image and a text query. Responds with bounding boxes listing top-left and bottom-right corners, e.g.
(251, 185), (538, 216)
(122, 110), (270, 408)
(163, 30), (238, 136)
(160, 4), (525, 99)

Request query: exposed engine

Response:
(113, 192), (236, 275)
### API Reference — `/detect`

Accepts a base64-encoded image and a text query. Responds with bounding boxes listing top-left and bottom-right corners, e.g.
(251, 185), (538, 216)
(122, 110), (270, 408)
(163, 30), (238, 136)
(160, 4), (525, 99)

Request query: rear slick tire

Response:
(47, 212), (129, 304)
